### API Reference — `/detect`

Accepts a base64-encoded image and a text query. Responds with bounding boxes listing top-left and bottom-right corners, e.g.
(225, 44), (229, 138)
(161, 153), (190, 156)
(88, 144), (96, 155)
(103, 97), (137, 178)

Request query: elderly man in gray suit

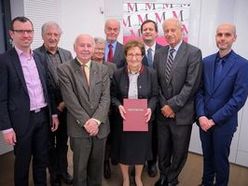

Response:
(57, 34), (110, 186)
(154, 18), (202, 186)
(35, 21), (73, 186)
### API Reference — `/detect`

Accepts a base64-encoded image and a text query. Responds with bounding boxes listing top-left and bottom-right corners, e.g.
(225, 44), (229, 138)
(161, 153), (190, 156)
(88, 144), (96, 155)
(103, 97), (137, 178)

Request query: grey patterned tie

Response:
(165, 48), (175, 83)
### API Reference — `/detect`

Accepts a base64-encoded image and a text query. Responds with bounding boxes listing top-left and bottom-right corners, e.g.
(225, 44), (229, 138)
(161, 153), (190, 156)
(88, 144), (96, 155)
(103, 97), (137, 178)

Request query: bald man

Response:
(196, 23), (248, 186)
(57, 34), (110, 186)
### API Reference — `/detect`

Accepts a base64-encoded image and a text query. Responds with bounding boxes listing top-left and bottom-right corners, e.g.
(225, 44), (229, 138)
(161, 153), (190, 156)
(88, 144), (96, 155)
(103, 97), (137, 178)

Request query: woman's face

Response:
(126, 46), (143, 71)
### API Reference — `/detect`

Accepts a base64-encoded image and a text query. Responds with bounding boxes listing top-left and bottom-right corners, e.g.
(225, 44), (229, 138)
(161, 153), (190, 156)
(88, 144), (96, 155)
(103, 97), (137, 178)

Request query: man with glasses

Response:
(0, 16), (59, 186)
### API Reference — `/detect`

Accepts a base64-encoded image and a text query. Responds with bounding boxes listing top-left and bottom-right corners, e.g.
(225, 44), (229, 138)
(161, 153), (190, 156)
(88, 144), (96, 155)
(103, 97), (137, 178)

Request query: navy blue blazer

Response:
(0, 48), (55, 136)
(195, 51), (248, 132)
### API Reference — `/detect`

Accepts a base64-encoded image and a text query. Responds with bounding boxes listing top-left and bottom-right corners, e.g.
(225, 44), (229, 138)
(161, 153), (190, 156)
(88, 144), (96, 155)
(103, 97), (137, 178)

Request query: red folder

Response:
(123, 99), (148, 132)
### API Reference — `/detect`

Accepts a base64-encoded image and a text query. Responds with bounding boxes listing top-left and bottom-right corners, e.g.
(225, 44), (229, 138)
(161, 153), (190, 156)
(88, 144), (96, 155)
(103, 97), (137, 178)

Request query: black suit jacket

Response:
(111, 65), (158, 118)
(0, 48), (55, 136)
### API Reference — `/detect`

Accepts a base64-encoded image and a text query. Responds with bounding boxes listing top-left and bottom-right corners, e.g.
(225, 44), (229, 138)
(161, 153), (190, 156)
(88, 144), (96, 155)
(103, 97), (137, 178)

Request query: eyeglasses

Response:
(12, 30), (34, 34)
(127, 53), (143, 59)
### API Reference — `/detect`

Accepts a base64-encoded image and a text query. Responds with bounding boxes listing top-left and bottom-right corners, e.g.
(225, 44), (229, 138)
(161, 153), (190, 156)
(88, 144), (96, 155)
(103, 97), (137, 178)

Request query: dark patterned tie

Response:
(147, 48), (153, 67)
(165, 48), (175, 82)
(107, 44), (113, 62)
(215, 59), (223, 87)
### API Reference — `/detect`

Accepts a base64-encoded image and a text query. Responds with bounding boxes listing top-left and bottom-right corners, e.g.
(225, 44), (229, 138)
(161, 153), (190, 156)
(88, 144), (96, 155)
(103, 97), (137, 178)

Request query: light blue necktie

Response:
(147, 48), (153, 67)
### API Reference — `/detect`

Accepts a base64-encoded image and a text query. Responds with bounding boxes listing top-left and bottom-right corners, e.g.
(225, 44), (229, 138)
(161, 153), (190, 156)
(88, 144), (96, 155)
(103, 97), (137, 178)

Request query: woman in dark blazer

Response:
(111, 40), (158, 186)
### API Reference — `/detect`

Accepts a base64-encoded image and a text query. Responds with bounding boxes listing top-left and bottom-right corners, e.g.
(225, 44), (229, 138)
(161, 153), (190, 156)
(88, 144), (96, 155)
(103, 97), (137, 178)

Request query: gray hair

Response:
(41, 21), (62, 36)
(94, 37), (106, 45)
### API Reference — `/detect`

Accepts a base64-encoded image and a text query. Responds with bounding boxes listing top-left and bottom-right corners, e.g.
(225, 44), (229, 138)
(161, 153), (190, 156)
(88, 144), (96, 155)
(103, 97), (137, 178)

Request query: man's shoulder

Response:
(58, 47), (72, 55)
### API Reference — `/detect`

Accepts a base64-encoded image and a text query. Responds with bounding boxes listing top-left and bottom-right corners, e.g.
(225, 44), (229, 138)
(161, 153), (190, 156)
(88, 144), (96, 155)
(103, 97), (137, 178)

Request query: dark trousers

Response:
(48, 110), (68, 177)
(14, 108), (49, 186)
(148, 108), (159, 166)
(70, 136), (106, 186)
(157, 115), (192, 184)
(200, 126), (234, 186)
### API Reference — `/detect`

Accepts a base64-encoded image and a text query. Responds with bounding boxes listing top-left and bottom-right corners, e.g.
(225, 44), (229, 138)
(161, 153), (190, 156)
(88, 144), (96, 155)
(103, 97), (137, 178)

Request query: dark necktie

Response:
(165, 48), (175, 82)
(107, 44), (113, 62)
(215, 59), (223, 86)
(147, 48), (153, 67)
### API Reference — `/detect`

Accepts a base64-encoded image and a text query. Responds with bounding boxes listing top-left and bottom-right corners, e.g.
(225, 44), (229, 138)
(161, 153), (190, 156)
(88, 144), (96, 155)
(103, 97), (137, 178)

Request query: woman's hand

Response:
(145, 108), (152, 123)
(118, 105), (126, 120)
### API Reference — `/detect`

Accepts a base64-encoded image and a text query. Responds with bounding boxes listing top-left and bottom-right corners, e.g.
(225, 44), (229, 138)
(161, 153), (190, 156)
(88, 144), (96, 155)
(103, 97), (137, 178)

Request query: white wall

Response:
(6, 0), (248, 166)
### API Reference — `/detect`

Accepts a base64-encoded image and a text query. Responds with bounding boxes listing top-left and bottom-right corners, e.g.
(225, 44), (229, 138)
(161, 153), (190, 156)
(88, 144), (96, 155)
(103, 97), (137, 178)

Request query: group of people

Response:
(0, 15), (248, 186)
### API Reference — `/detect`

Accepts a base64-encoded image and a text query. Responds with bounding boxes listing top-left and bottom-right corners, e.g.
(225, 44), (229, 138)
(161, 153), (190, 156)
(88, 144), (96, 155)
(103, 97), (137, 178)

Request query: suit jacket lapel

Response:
(58, 48), (66, 63)
(209, 54), (216, 92)
(33, 53), (48, 101)
(73, 59), (90, 96)
(167, 42), (186, 83)
(89, 62), (97, 95)
(10, 49), (29, 95)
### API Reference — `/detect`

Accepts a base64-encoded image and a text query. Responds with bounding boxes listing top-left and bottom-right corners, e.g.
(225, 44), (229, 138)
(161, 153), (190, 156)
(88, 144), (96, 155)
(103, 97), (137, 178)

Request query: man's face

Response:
(93, 42), (105, 62)
(74, 35), (94, 63)
(141, 22), (158, 44)
(215, 24), (236, 52)
(42, 25), (61, 51)
(163, 20), (182, 47)
(104, 20), (120, 43)
(9, 20), (34, 50)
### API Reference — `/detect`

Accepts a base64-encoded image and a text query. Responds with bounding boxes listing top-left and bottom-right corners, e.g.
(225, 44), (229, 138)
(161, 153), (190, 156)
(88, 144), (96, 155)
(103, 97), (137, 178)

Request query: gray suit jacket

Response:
(57, 59), (110, 138)
(108, 41), (125, 69)
(154, 41), (202, 125)
(35, 45), (72, 86)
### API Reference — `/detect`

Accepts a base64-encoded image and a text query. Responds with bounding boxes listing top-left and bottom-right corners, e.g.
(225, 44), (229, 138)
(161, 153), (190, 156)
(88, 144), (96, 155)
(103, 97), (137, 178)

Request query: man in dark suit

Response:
(140, 19), (162, 177)
(57, 34), (110, 186)
(104, 18), (125, 175)
(35, 21), (73, 186)
(0, 16), (59, 186)
(154, 18), (202, 186)
(104, 18), (125, 68)
(195, 23), (248, 186)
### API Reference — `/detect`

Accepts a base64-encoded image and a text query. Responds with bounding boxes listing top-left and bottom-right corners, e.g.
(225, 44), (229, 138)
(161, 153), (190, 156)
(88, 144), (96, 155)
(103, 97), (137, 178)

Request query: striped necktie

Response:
(165, 48), (175, 82)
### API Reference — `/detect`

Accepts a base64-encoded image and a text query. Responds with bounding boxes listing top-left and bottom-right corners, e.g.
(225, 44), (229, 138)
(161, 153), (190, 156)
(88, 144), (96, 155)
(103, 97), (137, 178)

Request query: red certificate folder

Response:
(123, 99), (148, 132)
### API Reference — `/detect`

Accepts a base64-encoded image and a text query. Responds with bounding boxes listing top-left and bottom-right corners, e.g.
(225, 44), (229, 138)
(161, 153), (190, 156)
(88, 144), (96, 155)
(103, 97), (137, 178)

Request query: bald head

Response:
(216, 23), (236, 36)
(215, 23), (237, 56)
(74, 34), (95, 63)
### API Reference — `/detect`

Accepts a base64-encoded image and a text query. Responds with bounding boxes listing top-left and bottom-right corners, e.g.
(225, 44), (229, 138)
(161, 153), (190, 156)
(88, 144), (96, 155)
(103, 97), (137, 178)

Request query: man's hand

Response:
(51, 116), (59, 132)
(57, 102), (65, 112)
(3, 130), (16, 146)
(161, 105), (175, 118)
(84, 118), (99, 136)
(199, 116), (215, 131)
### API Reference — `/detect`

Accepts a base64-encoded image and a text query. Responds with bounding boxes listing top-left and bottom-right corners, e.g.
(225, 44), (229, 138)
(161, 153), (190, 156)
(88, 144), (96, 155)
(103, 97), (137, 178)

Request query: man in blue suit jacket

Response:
(195, 23), (248, 186)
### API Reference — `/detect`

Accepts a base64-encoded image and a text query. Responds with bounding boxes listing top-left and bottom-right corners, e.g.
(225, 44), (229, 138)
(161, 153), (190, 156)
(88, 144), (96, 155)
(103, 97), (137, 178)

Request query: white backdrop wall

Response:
(5, 0), (248, 167)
